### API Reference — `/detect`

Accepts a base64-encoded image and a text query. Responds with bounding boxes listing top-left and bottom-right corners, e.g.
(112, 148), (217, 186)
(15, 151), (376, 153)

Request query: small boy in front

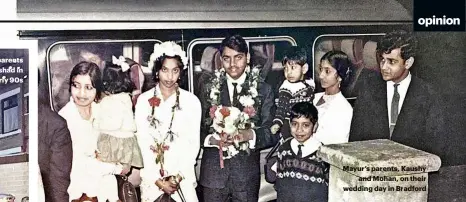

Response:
(273, 102), (328, 202)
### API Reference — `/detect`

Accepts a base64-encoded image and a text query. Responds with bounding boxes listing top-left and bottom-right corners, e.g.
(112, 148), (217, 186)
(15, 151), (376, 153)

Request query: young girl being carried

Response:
(93, 55), (144, 177)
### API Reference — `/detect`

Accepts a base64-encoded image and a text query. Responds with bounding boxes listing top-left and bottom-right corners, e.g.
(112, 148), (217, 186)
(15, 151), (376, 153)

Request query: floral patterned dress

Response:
(135, 85), (201, 202)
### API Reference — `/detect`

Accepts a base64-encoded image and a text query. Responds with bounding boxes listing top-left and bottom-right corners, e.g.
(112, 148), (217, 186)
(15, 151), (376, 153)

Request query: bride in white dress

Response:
(135, 42), (201, 202)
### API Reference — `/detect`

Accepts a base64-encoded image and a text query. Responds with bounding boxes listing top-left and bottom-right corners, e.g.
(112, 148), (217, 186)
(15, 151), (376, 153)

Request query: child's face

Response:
(290, 116), (314, 143)
(284, 61), (308, 82)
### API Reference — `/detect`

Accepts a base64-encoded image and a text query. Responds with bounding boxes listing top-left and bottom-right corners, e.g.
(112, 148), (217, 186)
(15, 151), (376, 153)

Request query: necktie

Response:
(297, 144), (303, 158)
(390, 84), (400, 138)
(232, 82), (239, 108)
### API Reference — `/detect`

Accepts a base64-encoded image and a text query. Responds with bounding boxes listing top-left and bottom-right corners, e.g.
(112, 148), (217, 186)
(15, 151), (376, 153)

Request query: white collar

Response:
(387, 72), (412, 89)
(291, 136), (322, 155)
(280, 80), (305, 93)
(322, 91), (342, 102)
(226, 71), (247, 85)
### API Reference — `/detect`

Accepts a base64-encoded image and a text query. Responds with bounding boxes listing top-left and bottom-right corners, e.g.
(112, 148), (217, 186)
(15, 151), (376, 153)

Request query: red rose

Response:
(243, 106), (256, 117)
(148, 96), (161, 107)
(219, 107), (230, 118)
(209, 105), (218, 119)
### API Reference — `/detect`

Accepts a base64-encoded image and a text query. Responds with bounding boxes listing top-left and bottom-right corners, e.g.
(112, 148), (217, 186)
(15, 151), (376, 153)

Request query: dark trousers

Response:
(202, 176), (260, 202)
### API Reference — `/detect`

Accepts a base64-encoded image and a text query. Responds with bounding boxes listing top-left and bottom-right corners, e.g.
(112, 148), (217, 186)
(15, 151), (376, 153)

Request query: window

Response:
(46, 39), (161, 111)
(2, 94), (19, 134)
(312, 34), (385, 101)
(187, 36), (297, 100)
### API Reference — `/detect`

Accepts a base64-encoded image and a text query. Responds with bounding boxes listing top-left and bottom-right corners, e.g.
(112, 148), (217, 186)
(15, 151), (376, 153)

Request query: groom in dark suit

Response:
(199, 34), (277, 202)
(349, 30), (445, 159)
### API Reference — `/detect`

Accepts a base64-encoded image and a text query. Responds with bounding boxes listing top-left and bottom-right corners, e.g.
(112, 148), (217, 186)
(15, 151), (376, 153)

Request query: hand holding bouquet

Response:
(209, 105), (256, 162)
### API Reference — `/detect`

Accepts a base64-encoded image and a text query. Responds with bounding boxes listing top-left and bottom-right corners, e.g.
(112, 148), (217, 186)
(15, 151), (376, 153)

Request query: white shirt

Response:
(135, 85), (201, 202)
(226, 71), (247, 103)
(279, 79), (316, 93)
(313, 92), (353, 145)
(290, 136), (322, 157)
(204, 72), (257, 149)
(386, 73), (412, 127)
(59, 98), (122, 201)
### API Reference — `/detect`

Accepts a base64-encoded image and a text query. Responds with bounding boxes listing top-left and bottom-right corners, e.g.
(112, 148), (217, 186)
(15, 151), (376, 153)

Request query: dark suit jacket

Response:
(38, 102), (73, 202)
(349, 69), (446, 159)
(199, 77), (277, 189)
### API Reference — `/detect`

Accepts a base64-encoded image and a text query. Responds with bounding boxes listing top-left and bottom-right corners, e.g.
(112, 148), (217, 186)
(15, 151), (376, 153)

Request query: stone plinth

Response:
(316, 139), (441, 202)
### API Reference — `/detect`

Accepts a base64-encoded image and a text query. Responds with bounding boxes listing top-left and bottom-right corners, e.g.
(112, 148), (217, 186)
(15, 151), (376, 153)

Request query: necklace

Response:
(149, 85), (180, 142)
(148, 85), (180, 177)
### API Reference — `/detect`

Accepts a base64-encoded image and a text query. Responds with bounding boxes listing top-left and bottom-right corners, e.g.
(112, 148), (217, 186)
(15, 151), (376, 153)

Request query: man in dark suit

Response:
(199, 35), (277, 202)
(349, 30), (445, 159)
(38, 69), (73, 202)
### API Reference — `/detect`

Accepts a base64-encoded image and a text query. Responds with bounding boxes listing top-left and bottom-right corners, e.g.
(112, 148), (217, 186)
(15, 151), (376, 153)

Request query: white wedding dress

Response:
(135, 85), (201, 202)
